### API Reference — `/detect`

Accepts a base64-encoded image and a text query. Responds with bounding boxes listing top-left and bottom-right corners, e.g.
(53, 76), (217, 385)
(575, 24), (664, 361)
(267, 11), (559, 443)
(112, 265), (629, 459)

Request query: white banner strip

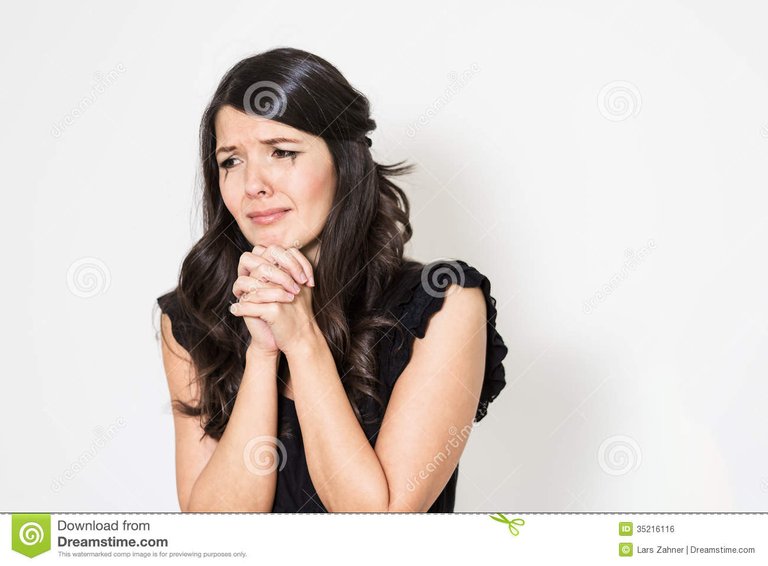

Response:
(2, 513), (766, 564)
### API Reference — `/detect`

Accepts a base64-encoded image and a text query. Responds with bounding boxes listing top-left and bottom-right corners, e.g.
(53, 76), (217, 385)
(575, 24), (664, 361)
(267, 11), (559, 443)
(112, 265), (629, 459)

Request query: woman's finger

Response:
(238, 287), (296, 304)
(254, 262), (302, 294)
(262, 244), (310, 286)
(237, 252), (302, 294)
(229, 299), (281, 318)
(284, 246), (315, 287)
(238, 251), (268, 278)
(232, 275), (278, 300)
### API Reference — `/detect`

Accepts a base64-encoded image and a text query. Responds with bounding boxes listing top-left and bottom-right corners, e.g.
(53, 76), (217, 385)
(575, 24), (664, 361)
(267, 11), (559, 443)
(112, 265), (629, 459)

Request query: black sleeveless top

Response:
(157, 258), (509, 512)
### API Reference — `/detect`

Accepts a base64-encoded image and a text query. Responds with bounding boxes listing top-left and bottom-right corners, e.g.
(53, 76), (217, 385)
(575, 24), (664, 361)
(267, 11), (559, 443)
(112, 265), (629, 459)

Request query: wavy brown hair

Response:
(157, 47), (417, 441)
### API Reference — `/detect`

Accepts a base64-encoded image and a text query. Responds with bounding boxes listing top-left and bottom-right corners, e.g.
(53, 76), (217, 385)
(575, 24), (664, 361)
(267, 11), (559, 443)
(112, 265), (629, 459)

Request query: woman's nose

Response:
(243, 164), (274, 197)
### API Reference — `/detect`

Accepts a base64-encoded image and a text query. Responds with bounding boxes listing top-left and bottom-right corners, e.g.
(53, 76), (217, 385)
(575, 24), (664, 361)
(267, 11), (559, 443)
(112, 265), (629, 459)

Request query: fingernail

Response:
(299, 273), (308, 283)
(309, 276), (315, 287)
(293, 283), (301, 293)
(229, 303), (238, 314)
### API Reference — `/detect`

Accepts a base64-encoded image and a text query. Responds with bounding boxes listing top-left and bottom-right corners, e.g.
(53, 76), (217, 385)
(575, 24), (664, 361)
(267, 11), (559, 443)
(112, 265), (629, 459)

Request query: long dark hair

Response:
(159, 47), (416, 441)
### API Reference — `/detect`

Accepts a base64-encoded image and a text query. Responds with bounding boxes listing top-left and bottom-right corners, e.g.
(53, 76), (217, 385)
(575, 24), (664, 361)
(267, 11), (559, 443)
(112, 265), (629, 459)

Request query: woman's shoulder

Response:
(381, 257), (509, 423)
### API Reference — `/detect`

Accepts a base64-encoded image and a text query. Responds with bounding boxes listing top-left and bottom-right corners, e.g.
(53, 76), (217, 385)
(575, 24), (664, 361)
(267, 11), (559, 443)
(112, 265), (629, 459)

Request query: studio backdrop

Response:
(2, 0), (766, 512)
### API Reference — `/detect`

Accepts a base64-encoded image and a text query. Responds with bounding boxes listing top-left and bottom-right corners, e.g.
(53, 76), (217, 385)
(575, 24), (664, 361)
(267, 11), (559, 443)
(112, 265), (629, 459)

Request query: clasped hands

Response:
(230, 244), (318, 357)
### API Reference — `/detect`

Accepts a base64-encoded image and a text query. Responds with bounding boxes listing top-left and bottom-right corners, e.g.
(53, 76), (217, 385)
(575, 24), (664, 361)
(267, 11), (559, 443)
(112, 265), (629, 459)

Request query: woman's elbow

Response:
(184, 491), (273, 513)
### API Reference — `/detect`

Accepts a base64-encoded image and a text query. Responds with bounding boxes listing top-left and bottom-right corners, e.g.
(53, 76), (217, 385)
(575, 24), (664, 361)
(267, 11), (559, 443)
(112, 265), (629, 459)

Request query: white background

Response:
(1, 0), (767, 512)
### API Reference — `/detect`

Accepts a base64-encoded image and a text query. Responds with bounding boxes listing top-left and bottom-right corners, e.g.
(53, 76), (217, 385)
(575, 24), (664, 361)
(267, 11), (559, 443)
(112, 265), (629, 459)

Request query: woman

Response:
(156, 47), (509, 512)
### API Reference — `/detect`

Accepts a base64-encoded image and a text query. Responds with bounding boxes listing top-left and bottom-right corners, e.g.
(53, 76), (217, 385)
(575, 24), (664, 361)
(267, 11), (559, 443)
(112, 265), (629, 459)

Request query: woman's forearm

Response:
(286, 328), (390, 512)
(186, 348), (280, 512)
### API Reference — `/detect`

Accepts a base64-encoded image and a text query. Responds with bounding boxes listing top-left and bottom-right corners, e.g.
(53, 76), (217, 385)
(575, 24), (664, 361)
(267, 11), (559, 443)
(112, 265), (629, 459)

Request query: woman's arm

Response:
(160, 313), (281, 512)
(285, 284), (487, 512)
(160, 314), (218, 511)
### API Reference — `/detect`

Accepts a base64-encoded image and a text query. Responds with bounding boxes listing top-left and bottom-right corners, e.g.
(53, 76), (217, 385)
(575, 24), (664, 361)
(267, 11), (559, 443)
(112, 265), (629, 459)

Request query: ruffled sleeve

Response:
(386, 259), (509, 423)
(157, 289), (194, 353)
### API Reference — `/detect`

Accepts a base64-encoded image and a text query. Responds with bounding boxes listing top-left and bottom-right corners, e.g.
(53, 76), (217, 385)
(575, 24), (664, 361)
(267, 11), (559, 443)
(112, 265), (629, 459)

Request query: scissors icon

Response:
(489, 513), (525, 536)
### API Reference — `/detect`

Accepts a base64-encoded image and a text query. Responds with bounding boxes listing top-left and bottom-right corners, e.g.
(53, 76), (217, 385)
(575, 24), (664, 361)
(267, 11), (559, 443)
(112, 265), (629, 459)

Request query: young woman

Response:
(156, 47), (509, 513)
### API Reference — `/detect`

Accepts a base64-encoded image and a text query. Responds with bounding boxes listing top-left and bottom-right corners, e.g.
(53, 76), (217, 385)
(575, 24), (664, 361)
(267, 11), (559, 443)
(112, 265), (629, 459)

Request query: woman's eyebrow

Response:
(215, 137), (302, 155)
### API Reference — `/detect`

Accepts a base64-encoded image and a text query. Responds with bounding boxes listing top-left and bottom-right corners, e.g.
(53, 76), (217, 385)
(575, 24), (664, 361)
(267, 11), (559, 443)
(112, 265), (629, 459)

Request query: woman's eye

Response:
(219, 150), (297, 169)
(219, 157), (239, 169)
(273, 149), (298, 159)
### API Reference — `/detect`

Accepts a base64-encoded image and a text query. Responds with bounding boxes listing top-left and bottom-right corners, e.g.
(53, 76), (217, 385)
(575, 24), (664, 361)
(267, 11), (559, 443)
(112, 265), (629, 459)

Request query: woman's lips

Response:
(249, 209), (290, 225)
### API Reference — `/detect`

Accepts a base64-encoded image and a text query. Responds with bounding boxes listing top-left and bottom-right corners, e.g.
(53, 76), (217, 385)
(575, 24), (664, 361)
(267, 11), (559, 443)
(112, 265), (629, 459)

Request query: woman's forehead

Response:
(214, 105), (304, 142)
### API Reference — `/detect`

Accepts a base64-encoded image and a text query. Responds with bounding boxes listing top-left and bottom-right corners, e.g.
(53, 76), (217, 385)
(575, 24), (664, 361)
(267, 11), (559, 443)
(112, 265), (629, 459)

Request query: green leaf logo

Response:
(489, 513), (525, 536)
(11, 514), (51, 558)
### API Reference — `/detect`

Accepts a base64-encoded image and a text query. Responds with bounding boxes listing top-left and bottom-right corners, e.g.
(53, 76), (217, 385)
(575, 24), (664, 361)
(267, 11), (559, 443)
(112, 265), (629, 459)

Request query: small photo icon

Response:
(619, 521), (633, 536)
(619, 542), (634, 557)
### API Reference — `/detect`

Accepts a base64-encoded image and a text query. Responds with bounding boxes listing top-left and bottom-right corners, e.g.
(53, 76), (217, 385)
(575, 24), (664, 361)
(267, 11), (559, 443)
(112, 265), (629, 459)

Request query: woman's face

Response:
(214, 104), (337, 266)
